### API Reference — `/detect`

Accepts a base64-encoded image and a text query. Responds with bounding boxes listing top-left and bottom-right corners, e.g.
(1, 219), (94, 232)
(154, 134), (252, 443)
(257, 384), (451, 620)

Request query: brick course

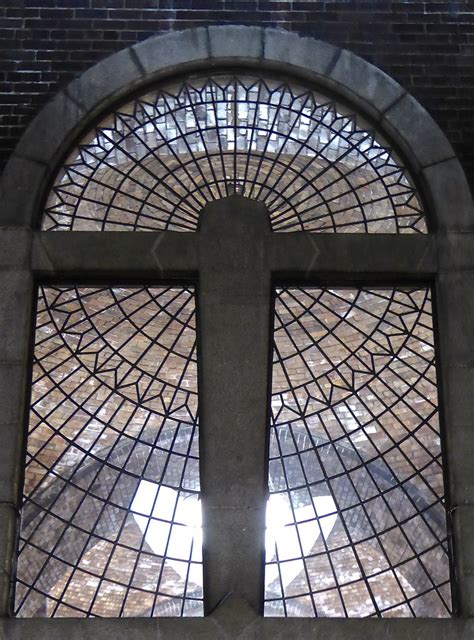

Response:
(0, 1), (473, 187)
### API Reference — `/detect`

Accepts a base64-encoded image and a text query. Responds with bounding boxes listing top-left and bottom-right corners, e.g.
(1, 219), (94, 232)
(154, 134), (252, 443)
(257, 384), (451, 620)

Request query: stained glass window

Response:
(16, 286), (202, 618)
(265, 287), (450, 617)
(42, 74), (425, 234)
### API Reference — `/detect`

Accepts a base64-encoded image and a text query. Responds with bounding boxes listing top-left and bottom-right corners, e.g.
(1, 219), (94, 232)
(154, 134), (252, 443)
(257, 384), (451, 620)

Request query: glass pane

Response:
(265, 287), (451, 618)
(42, 74), (426, 234)
(16, 286), (203, 618)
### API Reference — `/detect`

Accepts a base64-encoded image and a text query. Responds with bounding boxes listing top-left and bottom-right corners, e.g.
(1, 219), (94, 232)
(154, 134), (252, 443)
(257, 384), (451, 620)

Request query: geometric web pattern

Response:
(15, 286), (202, 618)
(42, 74), (426, 234)
(265, 287), (451, 618)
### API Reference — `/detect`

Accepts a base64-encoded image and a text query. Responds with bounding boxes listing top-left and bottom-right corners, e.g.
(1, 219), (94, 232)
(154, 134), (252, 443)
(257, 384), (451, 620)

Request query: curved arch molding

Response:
(0, 25), (472, 231)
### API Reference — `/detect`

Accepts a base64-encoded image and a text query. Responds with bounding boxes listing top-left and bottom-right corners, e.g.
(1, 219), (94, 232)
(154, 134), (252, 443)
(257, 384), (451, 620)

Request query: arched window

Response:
(1, 27), (472, 637)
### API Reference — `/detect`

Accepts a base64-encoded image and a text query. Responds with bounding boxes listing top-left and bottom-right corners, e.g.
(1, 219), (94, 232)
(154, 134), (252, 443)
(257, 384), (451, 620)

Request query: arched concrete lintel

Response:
(0, 25), (472, 231)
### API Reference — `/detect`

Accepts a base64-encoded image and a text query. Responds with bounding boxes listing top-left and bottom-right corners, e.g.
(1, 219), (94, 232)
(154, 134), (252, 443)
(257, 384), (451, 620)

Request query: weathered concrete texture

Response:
(0, 232), (31, 270)
(263, 28), (339, 80)
(442, 364), (474, 428)
(436, 273), (474, 365)
(445, 418), (474, 508)
(329, 49), (405, 120)
(132, 27), (210, 78)
(209, 25), (263, 61)
(422, 159), (474, 232)
(0, 364), (29, 428)
(269, 233), (436, 280)
(0, 156), (48, 228)
(198, 197), (271, 614)
(0, 271), (33, 363)
(437, 233), (474, 272)
(0, 504), (16, 617)
(0, 424), (22, 507)
(65, 47), (145, 117)
(453, 505), (474, 617)
(383, 93), (456, 171)
(0, 359), (28, 502)
(2, 611), (474, 640)
(32, 231), (200, 278)
(12, 91), (84, 170)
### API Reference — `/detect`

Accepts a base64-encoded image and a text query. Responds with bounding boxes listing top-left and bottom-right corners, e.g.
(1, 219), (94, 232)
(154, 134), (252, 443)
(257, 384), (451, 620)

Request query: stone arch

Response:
(0, 25), (472, 232)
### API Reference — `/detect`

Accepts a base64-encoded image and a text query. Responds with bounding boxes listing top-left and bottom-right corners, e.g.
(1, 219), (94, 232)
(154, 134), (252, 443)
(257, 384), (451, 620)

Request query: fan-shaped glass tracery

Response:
(42, 74), (426, 233)
(265, 287), (451, 618)
(16, 286), (202, 618)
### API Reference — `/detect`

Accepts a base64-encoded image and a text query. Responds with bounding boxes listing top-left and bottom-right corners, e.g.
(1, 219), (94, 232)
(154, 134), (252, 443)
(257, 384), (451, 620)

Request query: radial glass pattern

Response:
(42, 74), (426, 233)
(265, 287), (451, 618)
(16, 286), (202, 618)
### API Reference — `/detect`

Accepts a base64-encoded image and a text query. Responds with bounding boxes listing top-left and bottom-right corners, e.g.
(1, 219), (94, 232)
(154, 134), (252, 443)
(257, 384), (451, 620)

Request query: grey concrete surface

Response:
(65, 47), (145, 116)
(32, 232), (200, 278)
(453, 506), (474, 617)
(269, 233), (437, 280)
(13, 91), (84, 170)
(133, 27), (210, 78)
(209, 25), (263, 60)
(0, 505), (16, 618)
(263, 28), (339, 80)
(383, 93), (456, 171)
(329, 49), (405, 120)
(2, 608), (474, 639)
(198, 197), (271, 613)
(0, 156), (48, 228)
(422, 159), (474, 232)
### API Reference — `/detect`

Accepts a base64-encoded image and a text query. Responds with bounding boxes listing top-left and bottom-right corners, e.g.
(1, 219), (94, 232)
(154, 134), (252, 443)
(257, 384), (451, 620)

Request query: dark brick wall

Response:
(1, 0), (473, 186)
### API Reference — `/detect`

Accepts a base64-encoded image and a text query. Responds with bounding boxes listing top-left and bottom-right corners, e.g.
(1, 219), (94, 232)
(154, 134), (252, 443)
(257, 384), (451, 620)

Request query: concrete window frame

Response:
(0, 25), (473, 639)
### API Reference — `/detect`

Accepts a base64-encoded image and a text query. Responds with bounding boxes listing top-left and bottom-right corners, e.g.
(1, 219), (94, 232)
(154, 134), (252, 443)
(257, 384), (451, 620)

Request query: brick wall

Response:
(1, 1), (473, 186)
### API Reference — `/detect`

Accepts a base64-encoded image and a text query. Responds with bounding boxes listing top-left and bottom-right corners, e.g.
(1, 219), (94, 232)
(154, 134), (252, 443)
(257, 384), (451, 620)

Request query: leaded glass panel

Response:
(16, 285), (202, 618)
(265, 287), (450, 617)
(42, 75), (425, 234)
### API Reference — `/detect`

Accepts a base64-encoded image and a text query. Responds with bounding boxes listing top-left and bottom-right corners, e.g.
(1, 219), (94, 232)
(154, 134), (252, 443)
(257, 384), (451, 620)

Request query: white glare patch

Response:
(131, 480), (337, 589)
(264, 493), (337, 588)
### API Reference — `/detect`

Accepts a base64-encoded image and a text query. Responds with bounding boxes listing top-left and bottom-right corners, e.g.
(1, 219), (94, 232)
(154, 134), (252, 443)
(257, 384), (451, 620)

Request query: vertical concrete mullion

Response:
(0, 230), (34, 616)
(198, 196), (272, 614)
(435, 235), (474, 616)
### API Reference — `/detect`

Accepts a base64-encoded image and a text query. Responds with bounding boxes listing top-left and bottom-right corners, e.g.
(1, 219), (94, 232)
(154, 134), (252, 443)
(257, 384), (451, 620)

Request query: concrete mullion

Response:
(0, 262), (35, 616)
(31, 232), (438, 282)
(31, 232), (200, 279)
(198, 196), (272, 614)
(269, 233), (436, 280)
(2, 611), (474, 639)
(435, 268), (474, 616)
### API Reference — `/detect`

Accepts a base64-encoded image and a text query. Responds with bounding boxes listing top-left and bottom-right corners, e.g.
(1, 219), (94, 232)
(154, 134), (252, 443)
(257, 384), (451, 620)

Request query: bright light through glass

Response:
(131, 480), (337, 589)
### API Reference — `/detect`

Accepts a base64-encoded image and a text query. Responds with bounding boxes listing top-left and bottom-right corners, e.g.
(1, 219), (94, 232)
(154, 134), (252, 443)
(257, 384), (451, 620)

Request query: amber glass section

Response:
(16, 286), (202, 618)
(42, 75), (425, 233)
(265, 287), (451, 618)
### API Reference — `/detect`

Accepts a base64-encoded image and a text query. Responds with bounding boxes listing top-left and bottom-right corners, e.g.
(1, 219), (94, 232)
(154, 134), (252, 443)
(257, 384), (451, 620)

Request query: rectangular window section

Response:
(265, 287), (451, 618)
(16, 286), (202, 618)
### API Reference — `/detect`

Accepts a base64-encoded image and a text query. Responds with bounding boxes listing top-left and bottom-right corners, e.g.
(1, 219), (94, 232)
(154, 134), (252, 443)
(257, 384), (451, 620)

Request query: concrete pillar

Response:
(436, 235), (474, 616)
(197, 196), (272, 614)
(0, 230), (34, 616)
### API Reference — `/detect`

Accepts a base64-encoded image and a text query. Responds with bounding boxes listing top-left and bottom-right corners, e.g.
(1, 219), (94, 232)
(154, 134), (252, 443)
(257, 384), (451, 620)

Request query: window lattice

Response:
(265, 287), (451, 618)
(16, 286), (202, 618)
(43, 75), (426, 234)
